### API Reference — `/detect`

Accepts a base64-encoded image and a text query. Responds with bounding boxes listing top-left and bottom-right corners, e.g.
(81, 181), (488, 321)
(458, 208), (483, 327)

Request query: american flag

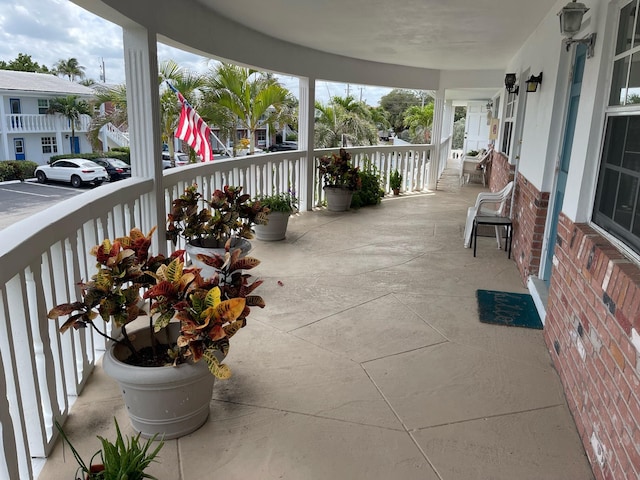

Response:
(167, 82), (213, 162)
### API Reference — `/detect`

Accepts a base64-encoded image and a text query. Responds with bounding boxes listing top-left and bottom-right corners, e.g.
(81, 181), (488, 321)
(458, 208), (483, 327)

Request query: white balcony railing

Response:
(1, 114), (92, 135)
(0, 143), (436, 480)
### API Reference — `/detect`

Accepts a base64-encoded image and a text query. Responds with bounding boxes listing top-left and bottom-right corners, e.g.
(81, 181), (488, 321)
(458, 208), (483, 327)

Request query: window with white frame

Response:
(501, 90), (517, 156)
(593, 0), (640, 255)
(38, 99), (50, 114)
(257, 129), (266, 146)
(41, 136), (58, 154)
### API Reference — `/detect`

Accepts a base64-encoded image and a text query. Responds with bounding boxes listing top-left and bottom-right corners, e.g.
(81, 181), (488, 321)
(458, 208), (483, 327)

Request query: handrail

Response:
(0, 143), (432, 479)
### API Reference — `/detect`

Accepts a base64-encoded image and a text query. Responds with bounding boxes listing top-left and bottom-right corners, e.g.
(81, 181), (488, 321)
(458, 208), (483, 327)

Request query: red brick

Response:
(610, 342), (626, 371)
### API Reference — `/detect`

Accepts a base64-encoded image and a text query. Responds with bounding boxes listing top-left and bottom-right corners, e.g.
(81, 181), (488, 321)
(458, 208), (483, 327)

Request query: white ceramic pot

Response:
(102, 323), (220, 439)
(185, 237), (251, 279)
(324, 186), (353, 212)
(254, 211), (290, 241)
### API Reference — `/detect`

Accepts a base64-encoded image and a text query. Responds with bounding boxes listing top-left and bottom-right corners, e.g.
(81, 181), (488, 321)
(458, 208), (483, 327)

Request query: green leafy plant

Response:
(166, 184), (269, 248)
(351, 162), (383, 208)
(317, 148), (361, 191)
(390, 169), (402, 192)
(55, 418), (164, 480)
(254, 190), (298, 214)
(48, 228), (264, 379)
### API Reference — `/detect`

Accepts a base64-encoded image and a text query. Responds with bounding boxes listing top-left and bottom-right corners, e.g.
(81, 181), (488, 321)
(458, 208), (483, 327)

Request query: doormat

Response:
(476, 289), (543, 329)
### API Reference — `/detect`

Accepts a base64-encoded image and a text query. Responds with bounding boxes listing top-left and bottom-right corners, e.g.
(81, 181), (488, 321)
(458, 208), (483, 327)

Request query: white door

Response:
(463, 102), (490, 154)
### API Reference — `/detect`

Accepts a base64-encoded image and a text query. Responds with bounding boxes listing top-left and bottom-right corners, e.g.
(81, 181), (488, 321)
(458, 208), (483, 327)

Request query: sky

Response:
(0, 0), (394, 106)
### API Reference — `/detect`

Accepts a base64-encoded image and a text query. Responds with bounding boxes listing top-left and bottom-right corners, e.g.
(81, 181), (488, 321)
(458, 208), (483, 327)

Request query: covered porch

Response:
(36, 160), (593, 479)
(2, 0), (640, 478)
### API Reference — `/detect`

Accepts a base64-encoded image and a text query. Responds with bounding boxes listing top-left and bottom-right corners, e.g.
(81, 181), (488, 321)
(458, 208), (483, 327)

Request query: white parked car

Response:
(162, 152), (190, 169)
(35, 158), (108, 188)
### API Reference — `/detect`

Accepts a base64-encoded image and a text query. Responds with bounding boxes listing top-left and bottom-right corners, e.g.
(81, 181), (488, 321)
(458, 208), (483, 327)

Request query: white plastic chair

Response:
(460, 149), (490, 186)
(463, 181), (514, 248)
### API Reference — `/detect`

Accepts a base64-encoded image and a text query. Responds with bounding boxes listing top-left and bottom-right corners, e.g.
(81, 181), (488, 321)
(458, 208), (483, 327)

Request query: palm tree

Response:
(204, 64), (289, 154)
(88, 84), (129, 151)
(314, 96), (377, 148)
(403, 103), (434, 143)
(54, 58), (86, 82)
(48, 95), (91, 153)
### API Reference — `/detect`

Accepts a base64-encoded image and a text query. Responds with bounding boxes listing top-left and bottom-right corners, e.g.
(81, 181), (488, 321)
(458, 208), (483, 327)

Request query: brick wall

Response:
(511, 175), (549, 282)
(545, 214), (640, 480)
(487, 152), (548, 284)
(486, 151), (513, 190)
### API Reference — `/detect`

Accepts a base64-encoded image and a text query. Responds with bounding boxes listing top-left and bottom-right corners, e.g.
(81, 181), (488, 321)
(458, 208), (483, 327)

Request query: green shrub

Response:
(0, 160), (38, 181)
(351, 162), (383, 208)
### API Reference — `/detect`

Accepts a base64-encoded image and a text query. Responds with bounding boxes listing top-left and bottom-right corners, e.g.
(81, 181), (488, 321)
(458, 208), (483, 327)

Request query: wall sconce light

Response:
(486, 101), (494, 125)
(558, 0), (589, 37)
(65, 134), (69, 139)
(525, 73), (543, 93)
(504, 73), (519, 95)
(558, 0), (596, 58)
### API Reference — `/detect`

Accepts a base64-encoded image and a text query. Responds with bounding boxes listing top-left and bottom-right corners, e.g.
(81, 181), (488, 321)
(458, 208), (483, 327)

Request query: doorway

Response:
(542, 43), (587, 284)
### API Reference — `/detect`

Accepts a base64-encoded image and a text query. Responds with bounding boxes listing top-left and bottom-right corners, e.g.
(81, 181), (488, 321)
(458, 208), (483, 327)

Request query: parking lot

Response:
(0, 180), (88, 230)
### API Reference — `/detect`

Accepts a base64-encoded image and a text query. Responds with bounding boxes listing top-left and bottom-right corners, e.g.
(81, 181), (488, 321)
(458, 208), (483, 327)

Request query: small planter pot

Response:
(254, 212), (290, 241)
(186, 237), (251, 279)
(393, 188), (400, 196)
(102, 323), (219, 439)
(86, 464), (105, 479)
(324, 186), (353, 212)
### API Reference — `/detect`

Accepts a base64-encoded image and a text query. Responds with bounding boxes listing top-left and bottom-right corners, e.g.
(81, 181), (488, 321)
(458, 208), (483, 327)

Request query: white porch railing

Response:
(0, 114), (92, 135)
(0, 144), (435, 479)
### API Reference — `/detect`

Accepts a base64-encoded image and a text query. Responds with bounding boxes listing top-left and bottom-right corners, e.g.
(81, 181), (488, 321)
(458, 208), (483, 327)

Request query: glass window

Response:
(593, 115), (640, 254)
(500, 90), (517, 156)
(38, 99), (50, 115)
(41, 136), (58, 154)
(616, 1), (637, 55)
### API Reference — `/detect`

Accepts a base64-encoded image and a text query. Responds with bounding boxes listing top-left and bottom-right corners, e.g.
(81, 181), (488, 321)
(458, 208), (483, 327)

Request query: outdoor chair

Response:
(460, 149), (491, 186)
(463, 181), (514, 248)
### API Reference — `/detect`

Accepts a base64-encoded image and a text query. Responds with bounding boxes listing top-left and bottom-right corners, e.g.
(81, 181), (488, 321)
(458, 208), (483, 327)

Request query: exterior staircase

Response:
(100, 122), (129, 149)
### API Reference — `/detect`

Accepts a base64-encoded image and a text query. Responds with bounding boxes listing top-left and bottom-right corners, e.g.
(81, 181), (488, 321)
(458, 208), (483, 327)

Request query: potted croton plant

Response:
(48, 227), (265, 439)
(166, 184), (269, 278)
(253, 190), (298, 241)
(317, 148), (361, 211)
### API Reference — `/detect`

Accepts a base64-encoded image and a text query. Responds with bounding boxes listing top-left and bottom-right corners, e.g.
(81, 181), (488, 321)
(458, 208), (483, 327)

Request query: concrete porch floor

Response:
(38, 160), (594, 480)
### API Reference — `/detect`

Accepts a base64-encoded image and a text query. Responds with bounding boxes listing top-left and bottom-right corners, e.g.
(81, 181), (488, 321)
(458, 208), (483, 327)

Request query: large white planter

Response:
(186, 237), (251, 279)
(324, 186), (353, 212)
(102, 323), (219, 439)
(254, 212), (290, 241)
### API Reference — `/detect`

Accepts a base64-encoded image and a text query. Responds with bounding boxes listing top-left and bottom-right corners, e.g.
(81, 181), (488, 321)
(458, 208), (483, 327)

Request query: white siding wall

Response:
(504, 0), (607, 224)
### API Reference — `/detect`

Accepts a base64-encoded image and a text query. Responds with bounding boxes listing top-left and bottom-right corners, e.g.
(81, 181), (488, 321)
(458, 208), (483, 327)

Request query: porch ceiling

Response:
(198, 0), (559, 71)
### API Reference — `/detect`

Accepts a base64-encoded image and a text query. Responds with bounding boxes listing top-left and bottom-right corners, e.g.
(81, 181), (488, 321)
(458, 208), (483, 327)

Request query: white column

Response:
(0, 96), (10, 160)
(428, 89), (445, 190)
(122, 25), (166, 251)
(298, 76), (316, 211)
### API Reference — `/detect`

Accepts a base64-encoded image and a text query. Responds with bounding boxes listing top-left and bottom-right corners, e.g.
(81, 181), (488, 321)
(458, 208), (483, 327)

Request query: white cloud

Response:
(0, 0), (394, 105)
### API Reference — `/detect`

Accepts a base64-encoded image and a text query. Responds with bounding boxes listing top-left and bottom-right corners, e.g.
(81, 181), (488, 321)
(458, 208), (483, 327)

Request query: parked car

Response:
(268, 141), (298, 152)
(92, 157), (132, 182)
(35, 159), (107, 188)
(162, 152), (190, 169)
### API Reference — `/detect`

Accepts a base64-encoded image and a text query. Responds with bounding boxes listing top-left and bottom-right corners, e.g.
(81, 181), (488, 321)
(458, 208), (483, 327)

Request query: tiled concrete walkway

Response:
(39, 161), (594, 480)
